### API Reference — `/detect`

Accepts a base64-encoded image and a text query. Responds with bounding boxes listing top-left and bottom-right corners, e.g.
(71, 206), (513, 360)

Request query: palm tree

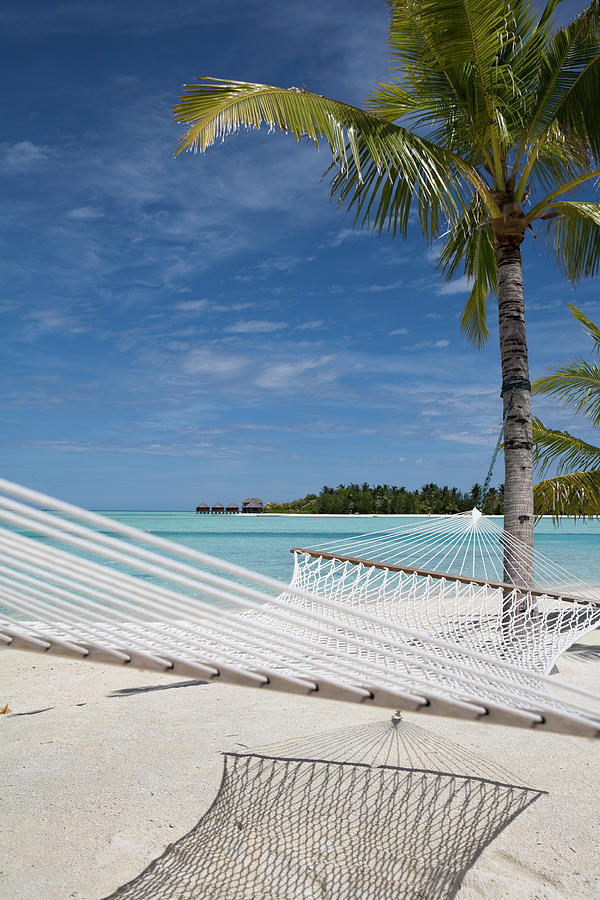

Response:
(533, 304), (600, 520)
(173, 0), (600, 580)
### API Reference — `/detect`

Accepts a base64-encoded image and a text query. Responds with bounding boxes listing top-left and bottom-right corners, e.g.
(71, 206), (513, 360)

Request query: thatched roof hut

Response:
(211, 503), (225, 514)
(226, 503), (240, 514)
(195, 502), (210, 514)
(242, 498), (264, 513)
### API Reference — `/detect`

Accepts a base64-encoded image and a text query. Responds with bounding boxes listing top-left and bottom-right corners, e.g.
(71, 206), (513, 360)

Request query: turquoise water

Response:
(100, 512), (600, 586)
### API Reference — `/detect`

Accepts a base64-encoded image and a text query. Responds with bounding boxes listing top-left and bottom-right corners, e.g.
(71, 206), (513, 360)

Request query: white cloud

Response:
(67, 206), (104, 220)
(527, 298), (564, 311)
(0, 140), (49, 174)
(437, 430), (497, 446)
(211, 301), (254, 313)
(224, 320), (288, 334)
(234, 255), (306, 282)
(254, 355), (335, 390)
(295, 320), (324, 330)
(437, 276), (471, 295)
(425, 245), (441, 262)
(410, 339), (450, 349)
(24, 308), (90, 337)
(175, 299), (209, 312)
(24, 437), (275, 459)
(183, 348), (247, 376)
(327, 228), (372, 248)
(389, 328), (408, 336)
(360, 279), (404, 293)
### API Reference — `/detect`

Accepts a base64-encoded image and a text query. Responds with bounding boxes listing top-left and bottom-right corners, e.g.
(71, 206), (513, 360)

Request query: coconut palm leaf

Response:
(328, 135), (477, 238)
(523, 0), (600, 160)
(532, 306), (600, 519)
(541, 19), (600, 162)
(436, 198), (496, 346)
(532, 418), (600, 475)
(173, 78), (463, 237)
(533, 360), (600, 427)
(534, 469), (600, 520)
(380, 0), (567, 178)
(458, 278), (490, 348)
(527, 147), (592, 198)
(381, 0), (518, 166)
(539, 201), (600, 280)
(569, 303), (600, 353)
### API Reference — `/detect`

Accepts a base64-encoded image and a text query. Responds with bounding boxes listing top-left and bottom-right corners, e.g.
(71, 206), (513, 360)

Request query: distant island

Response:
(264, 482), (504, 515)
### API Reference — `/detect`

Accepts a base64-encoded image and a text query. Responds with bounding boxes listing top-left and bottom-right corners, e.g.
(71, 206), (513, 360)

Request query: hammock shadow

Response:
(105, 717), (544, 900)
(6, 706), (54, 717)
(108, 679), (210, 697)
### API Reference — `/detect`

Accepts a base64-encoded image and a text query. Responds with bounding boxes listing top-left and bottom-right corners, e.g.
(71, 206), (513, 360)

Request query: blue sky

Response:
(1, 0), (598, 509)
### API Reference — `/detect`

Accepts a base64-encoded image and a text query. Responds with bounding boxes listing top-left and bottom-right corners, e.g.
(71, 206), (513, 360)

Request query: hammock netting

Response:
(0, 479), (599, 736)
(105, 717), (542, 900)
(282, 508), (600, 678)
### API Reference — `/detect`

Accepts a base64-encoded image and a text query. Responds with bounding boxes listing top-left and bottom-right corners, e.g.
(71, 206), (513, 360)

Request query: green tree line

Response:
(266, 483), (504, 515)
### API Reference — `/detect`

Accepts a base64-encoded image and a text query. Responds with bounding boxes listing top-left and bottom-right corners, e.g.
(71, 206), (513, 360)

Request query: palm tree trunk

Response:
(496, 239), (534, 596)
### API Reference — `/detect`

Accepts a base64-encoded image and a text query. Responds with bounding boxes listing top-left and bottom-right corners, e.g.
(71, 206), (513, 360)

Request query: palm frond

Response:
(532, 417), (600, 474)
(385, 0), (541, 176)
(533, 359), (600, 426)
(437, 196), (492, 274)
(526, 123), (593, 195)
(366, 80), (480, 165)
(173, 79), (461, 235)
(569, 303), (600, 354)
(459, 277), (490, 347)
(327, 128), (482, 239)
(534, 469), (600, 521)
(387, 0), (510, 78)
(524, 0), (600, 162)
(435, 197), (496, 346)
(328, 145), (438, 239)
(175, 79), (368, 159)
(538, 201), (600, 281)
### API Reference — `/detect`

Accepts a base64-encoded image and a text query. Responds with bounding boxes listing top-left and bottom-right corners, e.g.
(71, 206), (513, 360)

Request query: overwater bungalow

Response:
(211, 503), (225, 515)
(195, 502), (210, 514)
(226, 503), (240, 514)
(242, 498), (264, 514)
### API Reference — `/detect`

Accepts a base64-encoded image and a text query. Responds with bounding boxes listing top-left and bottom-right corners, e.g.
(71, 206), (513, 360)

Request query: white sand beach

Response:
(2, 634), (599, 900)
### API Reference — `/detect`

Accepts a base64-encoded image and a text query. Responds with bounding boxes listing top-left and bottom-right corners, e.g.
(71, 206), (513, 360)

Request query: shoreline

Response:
(99, 511), (592, 520)
(100, 510), (595, 521)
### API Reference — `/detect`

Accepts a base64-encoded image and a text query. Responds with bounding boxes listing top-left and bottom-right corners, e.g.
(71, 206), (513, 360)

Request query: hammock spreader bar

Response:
(290, 548), (600, 607)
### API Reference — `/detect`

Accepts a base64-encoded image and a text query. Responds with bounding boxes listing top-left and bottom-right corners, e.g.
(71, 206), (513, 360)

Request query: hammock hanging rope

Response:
(0, 478), (599, 738)
(477, 377), (531, 509)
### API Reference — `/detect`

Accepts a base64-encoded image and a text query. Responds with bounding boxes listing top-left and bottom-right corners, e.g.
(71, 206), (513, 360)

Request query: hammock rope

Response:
(1, 478), (599, 737)
(477, 378), (531, 509)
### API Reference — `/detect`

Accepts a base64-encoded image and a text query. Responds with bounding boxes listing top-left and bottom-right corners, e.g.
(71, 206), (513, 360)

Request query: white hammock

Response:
(0, 478), (599, 738)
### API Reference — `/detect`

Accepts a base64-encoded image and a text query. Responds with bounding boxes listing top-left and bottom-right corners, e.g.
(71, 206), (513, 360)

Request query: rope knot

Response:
(500, 379), (531, 396)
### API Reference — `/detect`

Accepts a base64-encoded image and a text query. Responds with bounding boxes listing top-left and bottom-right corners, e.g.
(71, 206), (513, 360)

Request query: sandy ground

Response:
(1, 634), (599, 900)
